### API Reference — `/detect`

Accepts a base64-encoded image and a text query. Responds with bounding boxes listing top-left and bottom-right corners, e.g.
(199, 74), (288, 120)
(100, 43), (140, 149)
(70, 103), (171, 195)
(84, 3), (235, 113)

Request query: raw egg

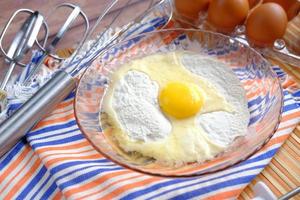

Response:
(246, 3), (288, 46)
(101, 52), (248, 165)
(174, 0), (211, 20)
(207, 0), (249, 32)
(159, 82), (204, 119)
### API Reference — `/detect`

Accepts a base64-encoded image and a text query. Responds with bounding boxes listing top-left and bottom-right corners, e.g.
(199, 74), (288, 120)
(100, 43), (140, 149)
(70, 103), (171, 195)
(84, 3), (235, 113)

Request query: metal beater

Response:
(0, 0), (173, 157)
(0, 9), (48, 112)
(0, 3), (89, 112)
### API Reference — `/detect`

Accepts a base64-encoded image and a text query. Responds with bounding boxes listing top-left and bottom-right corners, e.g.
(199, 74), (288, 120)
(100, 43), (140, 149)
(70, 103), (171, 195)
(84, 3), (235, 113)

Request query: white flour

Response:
(112, 70), (172, 141)
(111, 52), (250, 147)
(181, 53), (250, 146)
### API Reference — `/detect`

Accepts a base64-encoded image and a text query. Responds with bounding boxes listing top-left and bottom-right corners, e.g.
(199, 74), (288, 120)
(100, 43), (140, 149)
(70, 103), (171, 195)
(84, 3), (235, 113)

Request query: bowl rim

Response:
(74, 28), (284, 177)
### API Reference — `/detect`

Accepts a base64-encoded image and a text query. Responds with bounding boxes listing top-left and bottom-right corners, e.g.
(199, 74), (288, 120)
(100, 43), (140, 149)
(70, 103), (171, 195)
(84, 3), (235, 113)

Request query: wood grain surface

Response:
(0, 0), (155, 80)
(1, 0), (299, 199)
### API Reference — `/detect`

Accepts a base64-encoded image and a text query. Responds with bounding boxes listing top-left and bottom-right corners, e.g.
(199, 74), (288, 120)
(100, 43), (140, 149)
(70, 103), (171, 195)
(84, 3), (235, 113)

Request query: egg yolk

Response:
(159, 82), (204, 119)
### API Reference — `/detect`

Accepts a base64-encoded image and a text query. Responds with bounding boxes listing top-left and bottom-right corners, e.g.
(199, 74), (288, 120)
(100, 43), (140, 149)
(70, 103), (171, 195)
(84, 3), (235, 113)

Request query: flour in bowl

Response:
(101, 51), (250, 165)
(181, 53), (250, 146)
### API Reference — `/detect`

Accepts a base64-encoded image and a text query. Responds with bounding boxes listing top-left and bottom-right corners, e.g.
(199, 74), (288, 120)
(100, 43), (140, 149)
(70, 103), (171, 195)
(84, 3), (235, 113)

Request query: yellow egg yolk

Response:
(159, 82), (204, 119)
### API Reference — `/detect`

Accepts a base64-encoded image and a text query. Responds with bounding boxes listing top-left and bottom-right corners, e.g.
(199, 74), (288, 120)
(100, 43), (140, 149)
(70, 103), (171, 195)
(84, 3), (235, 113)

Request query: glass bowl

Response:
(74, 29), (283, 177)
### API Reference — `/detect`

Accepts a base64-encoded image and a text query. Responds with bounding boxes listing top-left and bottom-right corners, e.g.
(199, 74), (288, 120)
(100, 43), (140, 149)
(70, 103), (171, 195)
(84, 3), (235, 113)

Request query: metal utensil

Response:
(23, 3), (90, 84)
(0, 0), (172, 157)
(0, 10), (48, 113)
(278, 186), (300, 200)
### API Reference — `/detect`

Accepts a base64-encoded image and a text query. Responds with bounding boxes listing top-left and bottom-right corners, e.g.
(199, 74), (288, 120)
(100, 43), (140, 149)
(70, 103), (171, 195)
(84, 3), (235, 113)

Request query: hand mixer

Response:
(0, 3), (89, 113)
(0, 9), (48, 113)
(0, 0), (173, 157)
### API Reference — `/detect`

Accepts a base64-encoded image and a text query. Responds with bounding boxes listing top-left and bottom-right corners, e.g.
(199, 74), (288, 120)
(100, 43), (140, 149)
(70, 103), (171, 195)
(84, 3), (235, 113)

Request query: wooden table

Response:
(241, 124), (300, 199)
(0, 1), (299, 199)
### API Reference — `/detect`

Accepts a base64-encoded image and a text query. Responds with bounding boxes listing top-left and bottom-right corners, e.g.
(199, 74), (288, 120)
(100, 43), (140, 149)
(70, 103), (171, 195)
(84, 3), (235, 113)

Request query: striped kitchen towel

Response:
(0, 65), (300, 199)
(1, 13), (300, 199)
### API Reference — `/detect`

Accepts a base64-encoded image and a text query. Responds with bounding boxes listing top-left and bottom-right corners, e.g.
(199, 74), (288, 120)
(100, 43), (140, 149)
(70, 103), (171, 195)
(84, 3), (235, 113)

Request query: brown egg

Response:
(207, 0), (250, 32)
(287, 2), (300, 20)
(174, 0), (211, 20)
(248, 0), (263, 8)
(246, 3), (288, 46)
(263, 0), (299, 19)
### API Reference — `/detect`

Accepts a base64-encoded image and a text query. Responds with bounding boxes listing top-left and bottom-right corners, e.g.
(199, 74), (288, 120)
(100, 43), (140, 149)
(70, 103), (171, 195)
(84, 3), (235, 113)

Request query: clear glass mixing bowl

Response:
(74, 29), (283, 177)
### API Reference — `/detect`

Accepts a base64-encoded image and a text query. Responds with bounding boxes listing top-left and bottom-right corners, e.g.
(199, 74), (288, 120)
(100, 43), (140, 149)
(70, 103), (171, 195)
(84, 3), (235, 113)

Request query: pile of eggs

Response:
(174, 0), (300, 46)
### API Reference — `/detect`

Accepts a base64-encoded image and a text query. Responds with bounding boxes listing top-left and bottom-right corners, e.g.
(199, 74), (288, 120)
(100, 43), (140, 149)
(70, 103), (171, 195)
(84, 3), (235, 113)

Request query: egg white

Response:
(101, 51), (248, 165)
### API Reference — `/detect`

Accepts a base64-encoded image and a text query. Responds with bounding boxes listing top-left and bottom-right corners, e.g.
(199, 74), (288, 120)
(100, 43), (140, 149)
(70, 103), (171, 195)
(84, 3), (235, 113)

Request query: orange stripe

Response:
(41, 149), (96, 160)
(64, 170), (132, 198)
(4, 157), (42, 200)
(99, 177), (161, 200)
(0, 145), (31, 184)
(51, 101), (73, 114)
(0, 153), (35, 194)
(78, 174), (143, 200)
(277, 123), (298, 132)
(34, 113), (74, 129)
(45, 154), (103, 166)
(206, 188), (242, 200)
(55, 99), (74, 110)
(0, 152), (34, 194)
(282, 79), (296, 88)
(36, 141), (91, 154)
(280, 112), (300, 122)
(41, 99), (73, 120)
(258, 135), (290, 153)
(47, 108), (73, 118)
(52, 190), (64, 200)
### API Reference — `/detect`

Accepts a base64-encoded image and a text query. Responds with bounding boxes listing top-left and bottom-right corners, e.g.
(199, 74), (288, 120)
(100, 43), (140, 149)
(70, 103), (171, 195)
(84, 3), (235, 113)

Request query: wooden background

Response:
(0, 0), (155, 80)
(0, 0), (299, 199)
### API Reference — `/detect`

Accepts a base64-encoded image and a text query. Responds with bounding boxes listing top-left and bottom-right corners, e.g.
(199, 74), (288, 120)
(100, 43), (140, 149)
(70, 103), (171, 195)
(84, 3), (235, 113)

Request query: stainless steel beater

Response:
(23, 3), (90, 83)
(0, 9), (48, 113)
(0, 3), (89, 112)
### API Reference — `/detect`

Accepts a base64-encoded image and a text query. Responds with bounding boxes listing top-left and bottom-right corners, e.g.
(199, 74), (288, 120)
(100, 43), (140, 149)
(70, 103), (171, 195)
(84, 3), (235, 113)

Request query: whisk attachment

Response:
(0, 10), (48, 112)
(68, 0), (173, 76)
(23, 3), (89, 84)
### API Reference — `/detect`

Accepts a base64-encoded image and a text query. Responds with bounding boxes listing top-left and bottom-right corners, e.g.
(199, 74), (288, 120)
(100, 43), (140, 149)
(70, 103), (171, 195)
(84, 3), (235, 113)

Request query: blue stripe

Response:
(168, 175), (255, 200)
(8, 103), (22, 111)
(29, 127), (80, 142)
(283, 103), (299, 112)
(121, 165), (264, 200)
(65, 91), (75, 100)
(27, 120), (77, 136)
(16, 166), (47, 199)
(0, 139), (27, 170)
(250, 101), (297, 115)
(30, 174), (53, 199)
(55, 164), (119, 182)
(235, 148), (277, 167)
(51, 159), (114, 174)
(40, 181), (59, 199)
(292, 90), (300, 97)
(59, 167), (123, 189)
(31, 134), (84, 148)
